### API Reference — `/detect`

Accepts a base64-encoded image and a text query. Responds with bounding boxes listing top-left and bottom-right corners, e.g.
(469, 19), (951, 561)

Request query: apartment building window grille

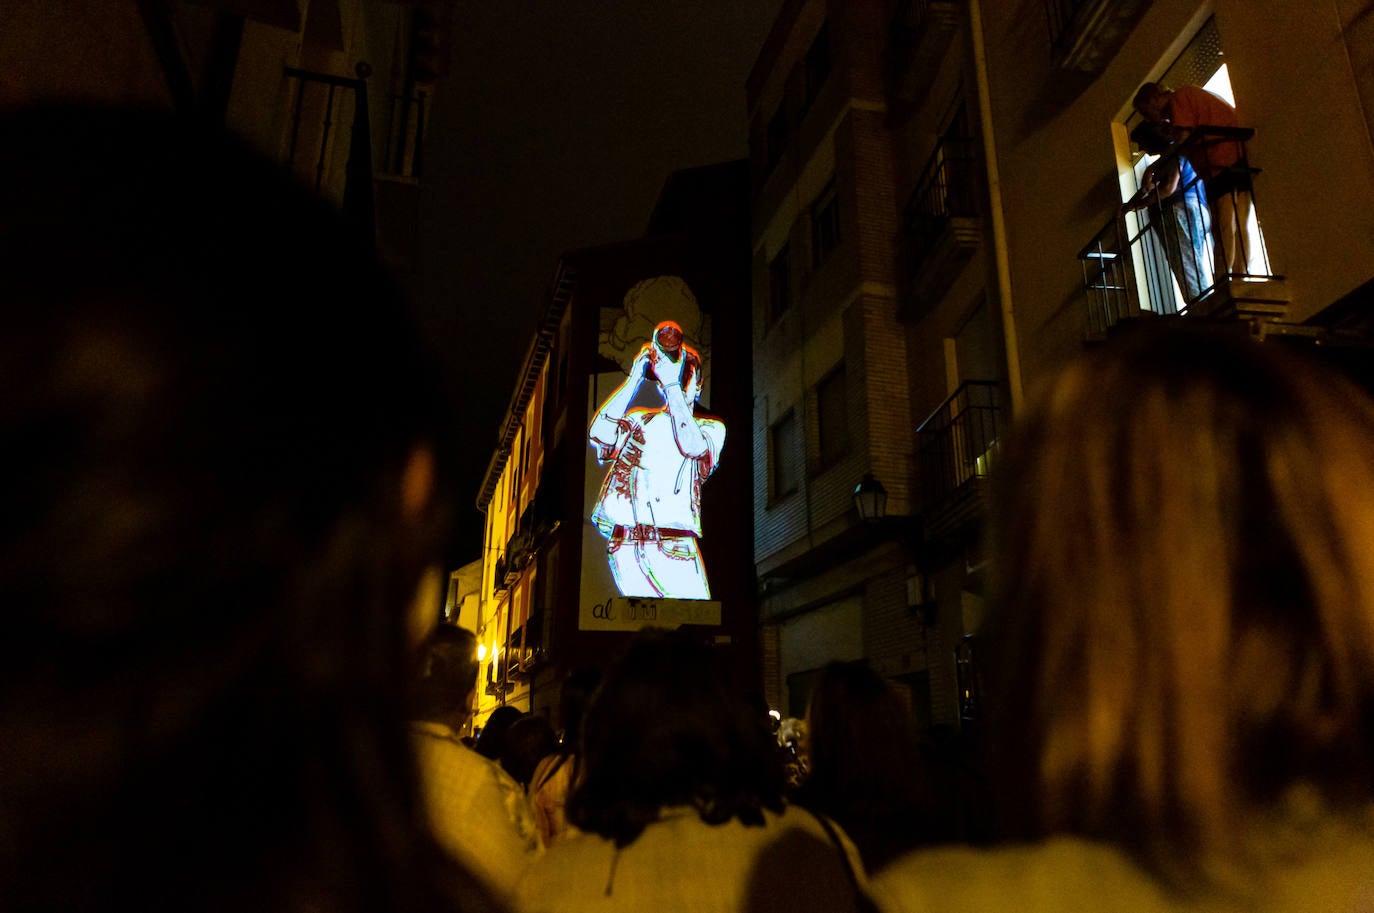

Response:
(770, 410), (801, 499)
(811, 179), (841, 268)
(816, 365), (849, 469)
(768, 244), (791, 324)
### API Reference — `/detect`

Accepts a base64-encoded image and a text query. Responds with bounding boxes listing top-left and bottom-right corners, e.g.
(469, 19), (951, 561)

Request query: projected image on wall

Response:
(588, 318), (725, 599)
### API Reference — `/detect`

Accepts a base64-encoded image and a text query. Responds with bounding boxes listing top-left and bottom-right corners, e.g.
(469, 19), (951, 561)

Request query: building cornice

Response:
(475, 260), (577, 512)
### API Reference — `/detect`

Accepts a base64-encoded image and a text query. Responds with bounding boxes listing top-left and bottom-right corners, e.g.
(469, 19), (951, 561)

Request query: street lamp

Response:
(853, 473), (888, 523)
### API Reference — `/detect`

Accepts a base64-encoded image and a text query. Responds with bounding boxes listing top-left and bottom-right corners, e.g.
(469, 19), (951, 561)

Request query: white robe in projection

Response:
(590, 406), (724, 599)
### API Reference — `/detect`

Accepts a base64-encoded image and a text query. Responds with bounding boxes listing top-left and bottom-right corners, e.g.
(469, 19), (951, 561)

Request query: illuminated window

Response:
(816, 365), (848, 468)
(811, 178), (840, 268)
(768, 244), (791, 324)
(771, 409), (800, 499)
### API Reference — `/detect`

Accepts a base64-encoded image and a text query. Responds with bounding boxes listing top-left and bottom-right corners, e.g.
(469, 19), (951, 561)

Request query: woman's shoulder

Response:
(869, 822), (1374, 913)
(867, 838), (1171, 913)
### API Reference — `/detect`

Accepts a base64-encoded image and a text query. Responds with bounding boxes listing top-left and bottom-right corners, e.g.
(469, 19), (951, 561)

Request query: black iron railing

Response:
(917, 380), (1001, 514)
(383, 90), (428, 178)
(892, 0), (958, 35)
(1078, 215), (1136, 338)
(283, 63), (374, 240)
(1079, 126), (1275, 336)
(885, 0), (960, 107)
(901, 136), (978, 276)
(1044, 0), (1091, 57)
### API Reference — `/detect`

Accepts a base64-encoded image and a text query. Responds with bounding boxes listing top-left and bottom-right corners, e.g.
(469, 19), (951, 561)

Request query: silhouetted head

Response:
(412, 625), (480, 728)
(1130, 119), (1177, 156)
(0, 105), (483, 913)
(795, 660), (932, 869)
(1133, 81), (1171, 121)
(500, 715), (557, 787)
(568, 629), (784, 847)
(986, 320), (1374, 884)
(474, 705), (524, 761)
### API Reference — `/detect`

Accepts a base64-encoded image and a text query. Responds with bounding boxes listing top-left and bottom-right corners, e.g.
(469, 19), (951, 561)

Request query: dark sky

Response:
(411, 2), (782, 558)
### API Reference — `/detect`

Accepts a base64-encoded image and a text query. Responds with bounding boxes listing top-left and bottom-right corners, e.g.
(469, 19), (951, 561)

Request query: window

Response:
(805, 23), (831, 106)
(767, 106), (789, 170)
(768, 244), (791, 324)
(770, 410), (800, 499)
(811, 178), (840, 267)
(816, 365), (848, 468)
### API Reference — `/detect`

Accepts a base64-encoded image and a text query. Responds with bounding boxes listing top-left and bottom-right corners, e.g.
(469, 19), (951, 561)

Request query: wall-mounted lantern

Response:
(853, 472), (888, 523)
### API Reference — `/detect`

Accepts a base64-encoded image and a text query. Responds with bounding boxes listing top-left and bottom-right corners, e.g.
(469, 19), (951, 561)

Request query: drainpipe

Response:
(968, 0), (1024, 417)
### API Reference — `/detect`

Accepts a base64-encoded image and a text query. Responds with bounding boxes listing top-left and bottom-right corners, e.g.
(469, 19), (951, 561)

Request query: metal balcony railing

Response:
(1044, 0), (1092, 56)
(382, 90), (428, 179)
(886, 0), (960, 110)
(892, 0), (959, 37)
(283, 64), (375, 241)
(1043, 0), (1154, 71)
(901, 136), (978, 277)
(1079, 126), (1276, 337)
(917, 380), (1002, 517)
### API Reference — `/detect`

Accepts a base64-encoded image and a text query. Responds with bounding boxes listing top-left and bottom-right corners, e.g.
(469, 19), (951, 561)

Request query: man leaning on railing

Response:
(1133, 81), (1267, 281)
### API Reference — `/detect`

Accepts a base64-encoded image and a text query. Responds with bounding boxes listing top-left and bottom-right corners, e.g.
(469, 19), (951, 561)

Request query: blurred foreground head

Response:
(987, 321), (1374, 881)
(569, 629), (785, 846)
(0, 106), (489, 912)
(797, 660), (931, 869)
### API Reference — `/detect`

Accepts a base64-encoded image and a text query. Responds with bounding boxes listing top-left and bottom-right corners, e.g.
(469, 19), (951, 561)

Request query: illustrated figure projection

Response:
(589, 321), (724, 599)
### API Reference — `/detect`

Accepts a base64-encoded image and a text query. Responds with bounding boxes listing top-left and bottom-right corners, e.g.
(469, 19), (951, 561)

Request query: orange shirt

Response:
(1168, 85), (1241, 177)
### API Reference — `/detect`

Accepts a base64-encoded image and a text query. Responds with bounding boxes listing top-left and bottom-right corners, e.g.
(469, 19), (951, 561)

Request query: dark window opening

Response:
(816, 365), (848, 468)
(771, 410), (800, 499)
(811, 179), (840, 268)
(768, 244), (791, 324)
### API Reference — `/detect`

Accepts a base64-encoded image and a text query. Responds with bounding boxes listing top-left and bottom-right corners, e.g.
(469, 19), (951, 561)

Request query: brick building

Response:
(750, 0), (1374, 733)
(748, 0), (940, 724)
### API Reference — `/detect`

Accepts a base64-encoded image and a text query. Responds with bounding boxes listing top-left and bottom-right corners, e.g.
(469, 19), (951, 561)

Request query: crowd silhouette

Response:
(6, 106), (1373, 913)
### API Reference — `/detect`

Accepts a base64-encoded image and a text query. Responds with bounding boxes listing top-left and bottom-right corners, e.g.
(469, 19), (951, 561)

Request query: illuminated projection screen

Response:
(579, 276), (723, 631)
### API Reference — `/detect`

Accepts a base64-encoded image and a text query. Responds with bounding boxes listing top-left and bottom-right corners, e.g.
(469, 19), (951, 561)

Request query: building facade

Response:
(747, 0), (943, 725)
(471, 162), (759, 733)
(749, 0), (1374, 733)
(3, 0), (454, 276)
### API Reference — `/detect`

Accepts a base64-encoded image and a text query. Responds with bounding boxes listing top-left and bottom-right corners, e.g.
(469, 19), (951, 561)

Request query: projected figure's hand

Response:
(649, 338), (683, 390)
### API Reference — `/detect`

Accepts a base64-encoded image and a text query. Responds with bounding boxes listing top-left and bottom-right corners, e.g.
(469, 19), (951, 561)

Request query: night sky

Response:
(409, 2), (782, 559)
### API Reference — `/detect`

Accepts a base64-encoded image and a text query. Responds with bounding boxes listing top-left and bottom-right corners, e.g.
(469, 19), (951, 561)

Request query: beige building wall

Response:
(980, 0), (1374, 403)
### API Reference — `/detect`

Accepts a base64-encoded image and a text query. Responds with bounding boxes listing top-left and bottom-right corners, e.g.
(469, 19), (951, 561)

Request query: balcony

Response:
(1079, 127), (1286, 338)
(505, 611), (549, 681)
(885, 0), (960, 119)
(492, 556), (510, 598)
(898, 136), (981, 323)
(917, 380), (1002, 540)
(282, 64), (374, 245)
(1044, 0), (1153, 72)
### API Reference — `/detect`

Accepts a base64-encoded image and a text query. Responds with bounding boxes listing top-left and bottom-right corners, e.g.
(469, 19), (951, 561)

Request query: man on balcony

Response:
(588, 322), (724, 600)
(1134, 82), (1266, 281)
